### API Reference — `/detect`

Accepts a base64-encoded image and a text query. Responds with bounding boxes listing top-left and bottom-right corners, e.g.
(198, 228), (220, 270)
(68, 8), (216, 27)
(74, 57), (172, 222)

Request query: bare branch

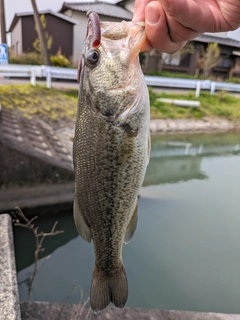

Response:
(51, 221), (59, 233)
(11, 207), (64, 302)
(37, 230), (64, 238)
(15, 206), (30, 223)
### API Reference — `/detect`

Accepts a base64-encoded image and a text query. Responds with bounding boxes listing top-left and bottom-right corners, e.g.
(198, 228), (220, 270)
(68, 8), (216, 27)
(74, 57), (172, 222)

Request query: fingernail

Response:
(146, 5), (160, 25)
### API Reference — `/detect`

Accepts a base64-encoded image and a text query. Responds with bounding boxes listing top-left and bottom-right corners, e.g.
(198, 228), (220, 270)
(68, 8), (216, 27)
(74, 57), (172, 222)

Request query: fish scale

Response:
(73, 15), (150, 312)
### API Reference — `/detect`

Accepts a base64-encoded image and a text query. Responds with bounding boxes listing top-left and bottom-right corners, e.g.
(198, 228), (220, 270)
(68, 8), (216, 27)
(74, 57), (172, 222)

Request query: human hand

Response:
(133, 0), (240, 53)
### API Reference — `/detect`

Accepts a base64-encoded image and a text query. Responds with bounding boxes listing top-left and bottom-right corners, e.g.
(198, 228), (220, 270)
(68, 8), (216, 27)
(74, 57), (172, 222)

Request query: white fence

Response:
(41, 66), (77, 88)
(1, 64), (240, 95)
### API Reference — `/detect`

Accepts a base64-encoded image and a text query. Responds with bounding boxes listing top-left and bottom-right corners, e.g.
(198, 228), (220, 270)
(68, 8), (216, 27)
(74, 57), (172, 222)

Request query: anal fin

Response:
(73, 195), (92, 243)
(124, 201), (138, 244)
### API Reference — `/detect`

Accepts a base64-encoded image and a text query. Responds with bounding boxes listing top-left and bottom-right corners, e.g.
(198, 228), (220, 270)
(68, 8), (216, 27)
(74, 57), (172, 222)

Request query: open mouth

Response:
(100, 21), (146, 60)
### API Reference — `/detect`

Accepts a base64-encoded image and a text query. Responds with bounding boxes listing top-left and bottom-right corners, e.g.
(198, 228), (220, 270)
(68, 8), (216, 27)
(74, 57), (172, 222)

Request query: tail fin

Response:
(90, 266), (128, 312)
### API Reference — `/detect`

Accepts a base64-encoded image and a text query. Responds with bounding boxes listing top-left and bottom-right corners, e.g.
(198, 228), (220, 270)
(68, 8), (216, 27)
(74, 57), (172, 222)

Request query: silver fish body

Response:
(73, 16), (150, 312)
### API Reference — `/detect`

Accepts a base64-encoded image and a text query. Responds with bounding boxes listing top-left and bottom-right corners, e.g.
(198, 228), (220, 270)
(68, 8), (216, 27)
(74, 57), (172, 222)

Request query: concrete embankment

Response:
(150, 118), (238, 133)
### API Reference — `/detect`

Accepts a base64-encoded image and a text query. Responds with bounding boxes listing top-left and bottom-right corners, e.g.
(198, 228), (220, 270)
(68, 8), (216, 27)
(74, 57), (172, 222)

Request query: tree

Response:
(33, 14), (53, 57)
(197, 43), (220, 78)
(30, 0), (51, 65)
(0, 0), (7, 43)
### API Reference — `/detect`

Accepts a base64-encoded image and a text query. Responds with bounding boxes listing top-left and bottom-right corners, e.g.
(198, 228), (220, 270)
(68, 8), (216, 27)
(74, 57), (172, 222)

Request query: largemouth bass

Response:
(73, 12), (150, 312)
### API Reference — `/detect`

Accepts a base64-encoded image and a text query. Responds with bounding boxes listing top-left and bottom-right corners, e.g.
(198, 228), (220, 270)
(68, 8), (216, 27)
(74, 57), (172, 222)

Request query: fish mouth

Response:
(100, 20), (146, 60)
(128, 22), (146, 60)
(84, 17), (146, 124)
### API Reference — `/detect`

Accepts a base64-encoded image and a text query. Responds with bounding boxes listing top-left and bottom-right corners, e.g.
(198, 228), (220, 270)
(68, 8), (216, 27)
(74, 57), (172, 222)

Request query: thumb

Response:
(145, 1), (186, 54)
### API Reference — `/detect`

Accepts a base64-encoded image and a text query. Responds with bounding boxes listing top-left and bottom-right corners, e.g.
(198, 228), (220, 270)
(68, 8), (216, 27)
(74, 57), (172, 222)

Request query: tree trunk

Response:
(30, 0), (51, 65)
(0, 0), (7, 43)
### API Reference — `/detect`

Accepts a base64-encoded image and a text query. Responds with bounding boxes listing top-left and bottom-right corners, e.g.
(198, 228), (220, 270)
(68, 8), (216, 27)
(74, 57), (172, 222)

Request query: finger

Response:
(133, 0), (154, 51)
(145, 1), (186, 53)
(133, 0), (153, 22)
(218, 0), (240, 30)
(157, 0), (216, 33)
(140, 38), (154, 53)
(164, 15), (200, 44)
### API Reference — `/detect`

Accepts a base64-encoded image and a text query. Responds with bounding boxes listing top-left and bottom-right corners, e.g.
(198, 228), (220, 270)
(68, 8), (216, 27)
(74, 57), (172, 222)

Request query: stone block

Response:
(0, 214), (21, 320)
(20, 301), (240, 320)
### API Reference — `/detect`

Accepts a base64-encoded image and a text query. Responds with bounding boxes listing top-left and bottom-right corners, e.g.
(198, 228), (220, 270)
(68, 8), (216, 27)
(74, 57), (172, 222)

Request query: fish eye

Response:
(86, 49), (100, 67)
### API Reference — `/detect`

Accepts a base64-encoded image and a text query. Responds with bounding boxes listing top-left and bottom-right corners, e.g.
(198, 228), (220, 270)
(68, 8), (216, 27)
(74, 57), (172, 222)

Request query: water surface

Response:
(14, 132), (240, 313)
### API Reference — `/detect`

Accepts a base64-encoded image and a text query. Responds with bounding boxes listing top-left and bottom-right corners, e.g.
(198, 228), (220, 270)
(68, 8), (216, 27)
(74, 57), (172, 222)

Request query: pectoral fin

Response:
(73, 195), (92, 243)
(124, 201), (138, 244)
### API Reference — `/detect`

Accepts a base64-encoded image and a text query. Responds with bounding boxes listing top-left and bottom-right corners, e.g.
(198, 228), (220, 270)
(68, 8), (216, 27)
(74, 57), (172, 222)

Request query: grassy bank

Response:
(0, 85), (78, 122)
(0, 84), (240, 123)
(149, 89), (240, 121)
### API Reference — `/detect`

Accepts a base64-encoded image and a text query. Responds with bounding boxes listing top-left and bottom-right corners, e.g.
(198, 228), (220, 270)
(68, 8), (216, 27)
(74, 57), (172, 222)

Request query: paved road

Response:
(0, 77), (80, 90)
(1, 76), (240, 97)
(0, 76), (192, 94)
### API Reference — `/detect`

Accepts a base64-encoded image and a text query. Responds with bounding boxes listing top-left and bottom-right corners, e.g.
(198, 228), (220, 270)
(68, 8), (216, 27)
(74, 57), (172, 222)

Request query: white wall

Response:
(203, 29), (240, 42)
(227, 28), (240, 41)
(124, 0), (134, 14)
(63, 9), (125, 64)
(11, 18), (22, 54)
(205, 31), (228, 39)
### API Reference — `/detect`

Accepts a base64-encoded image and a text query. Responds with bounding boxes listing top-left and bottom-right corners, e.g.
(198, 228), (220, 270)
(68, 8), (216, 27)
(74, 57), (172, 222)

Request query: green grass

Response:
(0, 84), (240, 123)
(0, 85), (78, 122)
(149, 88), (240, 121)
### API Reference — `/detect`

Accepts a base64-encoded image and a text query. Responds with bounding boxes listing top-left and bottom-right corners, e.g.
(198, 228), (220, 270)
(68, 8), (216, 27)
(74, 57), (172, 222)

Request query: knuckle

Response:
(169, 30), (187, 43)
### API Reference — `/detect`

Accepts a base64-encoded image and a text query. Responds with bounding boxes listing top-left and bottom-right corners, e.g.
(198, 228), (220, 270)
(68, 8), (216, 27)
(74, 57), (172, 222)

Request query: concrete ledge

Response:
(0, 183), (75, 216)
(0, 214), (21, 320)
(20, 301), (240, 320)
(158, 98), (201, 108)
(150, 118), (236, 133)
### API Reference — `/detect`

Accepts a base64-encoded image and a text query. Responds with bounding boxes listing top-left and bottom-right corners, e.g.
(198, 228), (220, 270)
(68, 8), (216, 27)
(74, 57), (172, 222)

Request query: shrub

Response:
(227, 77), (240, 84)
(9, 52), (43, 65)
(50, 54), (70, 67)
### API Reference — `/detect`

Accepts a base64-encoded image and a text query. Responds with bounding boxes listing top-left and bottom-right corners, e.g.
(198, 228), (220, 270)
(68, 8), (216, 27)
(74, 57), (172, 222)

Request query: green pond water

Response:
(14, 132), (240, 313)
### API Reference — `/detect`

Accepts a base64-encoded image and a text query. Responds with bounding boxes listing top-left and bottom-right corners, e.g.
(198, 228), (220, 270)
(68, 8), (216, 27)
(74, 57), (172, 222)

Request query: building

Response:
(8, 1), (240, 78)
(8, 10), (77, 59)
(60, 1), (240, 78)
(196, 33), (240, 78)
(144, 33), (240, 79)
(116, 0), (240, 78)
(59, 1), (132, 64)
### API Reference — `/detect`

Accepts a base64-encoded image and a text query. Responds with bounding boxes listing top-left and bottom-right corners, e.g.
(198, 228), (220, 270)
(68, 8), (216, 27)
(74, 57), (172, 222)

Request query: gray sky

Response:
(5, 0), (88, 29)
(4, 0), (240, 41)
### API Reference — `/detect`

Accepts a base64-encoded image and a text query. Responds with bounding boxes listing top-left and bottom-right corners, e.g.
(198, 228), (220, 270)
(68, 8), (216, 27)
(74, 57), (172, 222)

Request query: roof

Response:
(195, 34), (240, 48)
(60, 2), (132, 20)
(8, 9), (78, 33)
(97, 0), (127, 4)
